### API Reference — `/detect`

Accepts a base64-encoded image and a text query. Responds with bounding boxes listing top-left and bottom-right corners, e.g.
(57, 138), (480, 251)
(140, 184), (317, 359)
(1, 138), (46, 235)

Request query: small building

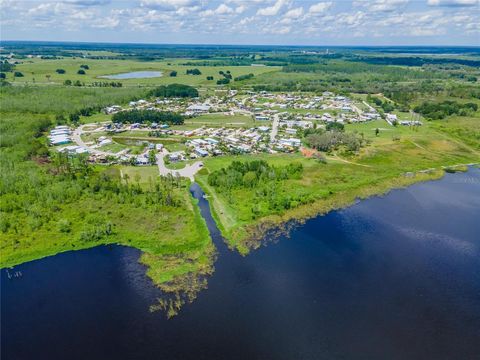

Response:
(386, 113), (398, 126)
(194, 148), (209, 157)
(205, 138), (219, 145)
(279, 138), (301, 147)
(168, 152), (182, 162)
(50, 136), (71, 146)
(187, 104), (211, 114)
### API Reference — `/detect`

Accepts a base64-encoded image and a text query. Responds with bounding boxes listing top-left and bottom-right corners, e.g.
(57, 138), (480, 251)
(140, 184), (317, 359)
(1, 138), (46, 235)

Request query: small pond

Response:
(98, 71), (163, 79)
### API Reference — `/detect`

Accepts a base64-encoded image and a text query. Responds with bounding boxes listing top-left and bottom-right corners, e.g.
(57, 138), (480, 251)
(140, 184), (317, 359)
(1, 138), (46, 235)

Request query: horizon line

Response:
(1, 39), (479, 49)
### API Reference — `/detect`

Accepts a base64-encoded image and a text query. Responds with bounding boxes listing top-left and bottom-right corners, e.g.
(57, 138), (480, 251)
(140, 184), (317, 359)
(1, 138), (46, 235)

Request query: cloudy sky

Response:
(1, 0), (479, 45)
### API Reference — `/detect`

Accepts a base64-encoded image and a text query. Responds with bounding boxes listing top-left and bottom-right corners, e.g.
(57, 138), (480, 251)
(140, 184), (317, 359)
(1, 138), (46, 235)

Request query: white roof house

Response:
(187, 104), (211, 113)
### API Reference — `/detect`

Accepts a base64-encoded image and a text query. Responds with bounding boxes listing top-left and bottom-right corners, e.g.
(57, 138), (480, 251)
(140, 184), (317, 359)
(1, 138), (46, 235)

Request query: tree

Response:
(147, 84), (198, 98)
(64, 79), (72, 85)
(186, 68), (201, 75)
(375, 128), (380, 136)
(77, 69), (86, 75)
(14, 71), (24, 77)
(56, 69), (66, 74)
(80, 64), (89, 70)
(0, 73), (5, 79)
(70, 113), (80, 124)
(216, 78), (230, 85)
(148, 150), (157, 165)
(326, 122), (344, 132)
(206, 76), (214, 80)
(234, 73), (254, 81)
(112, 109), (184, 125)
(170, 70), (177, 77)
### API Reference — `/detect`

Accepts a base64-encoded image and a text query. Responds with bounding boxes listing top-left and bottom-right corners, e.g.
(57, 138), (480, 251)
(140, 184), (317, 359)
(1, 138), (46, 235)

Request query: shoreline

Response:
(2, 163), (476, 282)
(197, 163), (477, 254)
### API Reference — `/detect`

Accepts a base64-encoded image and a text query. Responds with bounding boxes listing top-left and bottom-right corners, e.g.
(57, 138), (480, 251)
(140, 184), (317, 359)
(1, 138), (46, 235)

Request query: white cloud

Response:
(284, 7), (303, 18)
(428, 0), (479, 6)
(91, 16), (119, 29)
(353, 0), (410, 12)
(256, 0), (288, 16)
(308, 2), (333, 14)
(215, 4), (234, 14)
(235, 5), (246, 14)
(141, 0), (197, 10)
(338, 11), (366, 27)
(199, 3), (235, 17)
(369, 0), (409, 12)
(65, 0), (110, 6)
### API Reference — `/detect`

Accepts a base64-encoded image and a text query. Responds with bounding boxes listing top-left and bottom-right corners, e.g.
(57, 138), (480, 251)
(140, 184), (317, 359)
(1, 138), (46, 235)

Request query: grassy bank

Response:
(0, 87), (214, 297)
(195, 120), (479, 253)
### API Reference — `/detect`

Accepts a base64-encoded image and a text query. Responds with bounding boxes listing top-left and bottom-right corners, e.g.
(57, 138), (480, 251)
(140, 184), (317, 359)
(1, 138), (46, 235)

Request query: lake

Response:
(2, 169), (480, 360)
(98, 71), (163, 79)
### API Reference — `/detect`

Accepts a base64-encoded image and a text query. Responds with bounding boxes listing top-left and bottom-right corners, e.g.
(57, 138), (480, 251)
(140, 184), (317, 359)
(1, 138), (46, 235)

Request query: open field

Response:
(6, 58), (280, 87)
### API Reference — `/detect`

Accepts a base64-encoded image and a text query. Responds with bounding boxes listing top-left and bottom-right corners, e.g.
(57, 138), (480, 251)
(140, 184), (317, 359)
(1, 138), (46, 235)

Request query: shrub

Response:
(58, 219), (71, 233)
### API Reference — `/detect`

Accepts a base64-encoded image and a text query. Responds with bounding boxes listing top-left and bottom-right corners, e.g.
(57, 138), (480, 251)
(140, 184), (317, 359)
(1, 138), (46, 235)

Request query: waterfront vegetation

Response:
(1, 44), (479, 300)
(197, 117), (479, 252)
(0, 89), (214, 292)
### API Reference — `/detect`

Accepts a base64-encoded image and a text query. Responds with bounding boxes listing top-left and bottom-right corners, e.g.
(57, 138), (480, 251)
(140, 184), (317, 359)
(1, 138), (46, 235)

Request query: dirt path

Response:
(327, 153), (372, 168)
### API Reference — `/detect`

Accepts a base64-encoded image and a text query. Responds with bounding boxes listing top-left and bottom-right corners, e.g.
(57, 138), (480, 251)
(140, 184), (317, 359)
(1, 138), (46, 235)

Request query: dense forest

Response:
(147, 83), (199, 98)
(112, 109), (184, 124)
(207, 160), (310, 217)
(414, 100), (478, 120)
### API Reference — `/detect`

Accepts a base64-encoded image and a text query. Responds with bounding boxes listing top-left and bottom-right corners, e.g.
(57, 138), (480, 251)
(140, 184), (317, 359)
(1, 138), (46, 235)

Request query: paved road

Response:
(72, 125), (120, 157)
(270, 114), (280, 142)
(156, 152), (203, 181)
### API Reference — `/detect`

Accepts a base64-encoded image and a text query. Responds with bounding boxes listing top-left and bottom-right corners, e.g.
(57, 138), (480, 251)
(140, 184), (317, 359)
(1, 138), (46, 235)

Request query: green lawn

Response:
(8, 58), (280, 87)
(184, 113), (254, 128)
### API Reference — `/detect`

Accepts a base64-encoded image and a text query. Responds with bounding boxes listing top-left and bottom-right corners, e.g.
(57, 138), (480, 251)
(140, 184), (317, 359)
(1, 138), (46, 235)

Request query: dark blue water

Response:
(2, 169), (480, 360)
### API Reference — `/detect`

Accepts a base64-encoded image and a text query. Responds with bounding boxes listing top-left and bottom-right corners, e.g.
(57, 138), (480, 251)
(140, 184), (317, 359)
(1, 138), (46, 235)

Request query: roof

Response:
(187, 104), (210, 111)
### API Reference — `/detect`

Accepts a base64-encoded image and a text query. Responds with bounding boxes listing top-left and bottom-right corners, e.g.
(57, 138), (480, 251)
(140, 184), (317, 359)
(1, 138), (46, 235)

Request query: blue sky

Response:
(1, 0), (479, 45)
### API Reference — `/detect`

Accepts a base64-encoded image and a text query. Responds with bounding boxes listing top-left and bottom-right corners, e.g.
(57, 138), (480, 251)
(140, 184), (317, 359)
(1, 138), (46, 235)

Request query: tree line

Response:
(112, 109), (184, 125)
(303, 126), (365, 153)
(414, 100), (478, 120)
(147, 83), (198, 98)
(207, 160), (307, 216)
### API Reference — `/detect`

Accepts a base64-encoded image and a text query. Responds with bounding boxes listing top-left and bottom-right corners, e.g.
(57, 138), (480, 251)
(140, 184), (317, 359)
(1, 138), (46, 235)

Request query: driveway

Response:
(156, 152), (203, 181)
(72, 124), (124, 157)
(270, 113), (280, 142)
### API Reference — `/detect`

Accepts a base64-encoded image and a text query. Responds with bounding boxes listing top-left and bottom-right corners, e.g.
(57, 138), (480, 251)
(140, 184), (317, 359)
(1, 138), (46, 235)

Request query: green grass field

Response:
(195, 116), (479, 253)
(7, 58), (280, 87)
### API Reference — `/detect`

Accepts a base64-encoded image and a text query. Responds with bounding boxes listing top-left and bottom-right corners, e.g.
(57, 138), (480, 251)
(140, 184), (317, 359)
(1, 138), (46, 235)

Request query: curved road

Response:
(73, 124), (204, 180)
(156, 152), (203, 181)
